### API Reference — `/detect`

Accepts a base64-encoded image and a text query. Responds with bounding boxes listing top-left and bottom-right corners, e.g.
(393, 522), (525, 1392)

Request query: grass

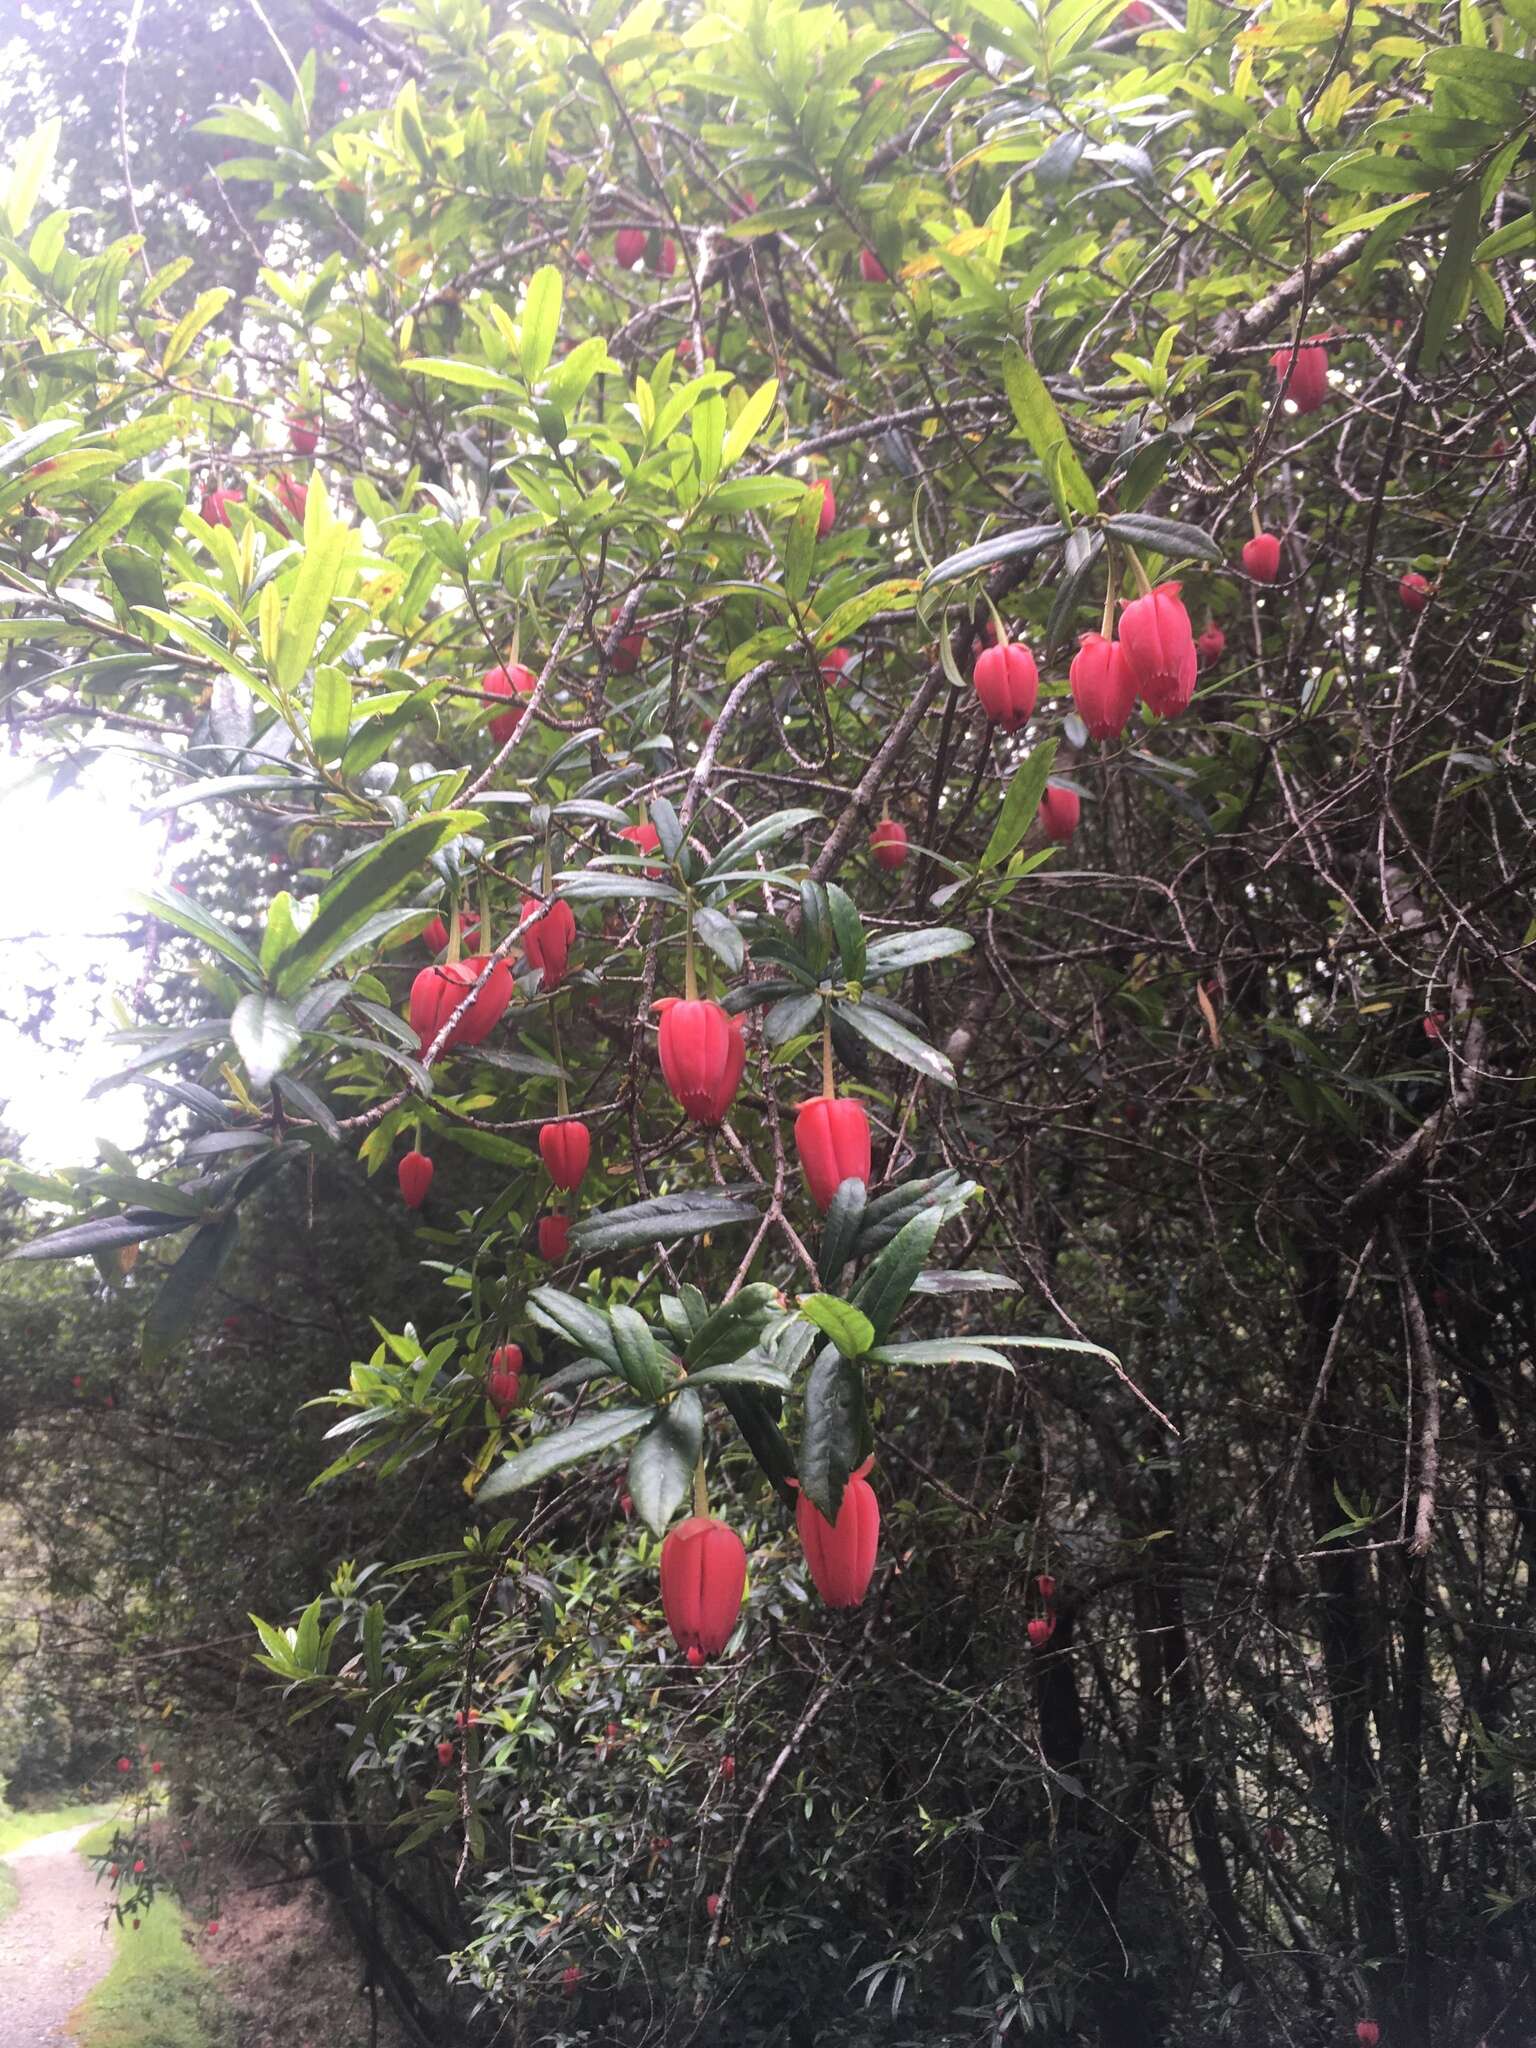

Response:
(0, 1802), (118, 1919)
(66, 1821), (235, 2048)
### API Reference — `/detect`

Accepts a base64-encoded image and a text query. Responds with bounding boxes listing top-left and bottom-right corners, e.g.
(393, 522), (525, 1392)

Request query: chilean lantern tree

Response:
(3, 0), (1535, 2042)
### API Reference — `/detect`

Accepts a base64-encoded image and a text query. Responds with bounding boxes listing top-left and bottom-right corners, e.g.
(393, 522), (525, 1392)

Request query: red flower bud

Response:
(454, 1709), (480, 1729)
(1355, 2026), (1380, 2048)
(859, 249), (888, 283)
(619, 820), (663, 877)
(1242, 531), (1282, 582)
(117, 1757), (132, 1773)
(151, 1761), (163, 1775)
(794, 1097), (872, 1212)
(436, 1740), (454, 1765)
(1269, 339), (1330, 415)
(540, 1119), (591, 1192)
(933, 33), (969, 84)
(1038, 785), (1080, 844)
(607, 604), (645, 673)
(656, 236), (678, 277)
(811, 479), (835, 538)
(574, 248), (593, 272)
(488, 1344), (522, 1416)
(819, 646), (851, 686)
(537, 1214), (570, 1262)
(720, 1753), (735, 1780)
(1119, 1), (1153, 24)
(484, 663), (536, 746)
(398, 1152), (434, 1209)
(660, 1514), (748, 1658)
(423, 907), (479, 956)
(870, 819), (907, 870)
(1069, 632), (1136, 741)
(1027, 1615), (1055, 1649)
(972, 641), (1039, 732)
(705, 1893), (721, 1918)
(1036, 1573), (1056, 1601)
(1423, 1011), (1444, 1041)
(614, 227), (646, 268)
(199, 488), (242, 527)
(1119, 581), (1197, 717)
(207, 1920), (220, 1935)
(522, 896), (577, 989)
(287, 412), (318, 456)
(273, 473), (307, 525)
(653, 998), (745, 1125)
(562, 1964), (582, 1995)
(1196, 623), (1225, 668)
(409, 957), (513, 1057)
(1400, 570), (1431, 613)
(796, 1464), (879, 1608)
(133, 1859), (146, 1874)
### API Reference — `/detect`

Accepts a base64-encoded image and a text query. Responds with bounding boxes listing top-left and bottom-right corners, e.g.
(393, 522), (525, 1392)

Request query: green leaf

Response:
(785, 485), (822, 603)
(797, 1345), (871, 1523)
(720, 376), (778, 470)
(275, 518), (354, 690)
(685, 1283), (781, 1369)
(798, 1293), (875, 1358)
(702, 808), (820, 878)
(161, 286), (233, 371)
(272, 812), (482, 997)
(0, 418), (78, 475)
(626, 1390), (703, 1534)
(853, 1206), (946, 1339)
(476, 1407), (654, 1503)
(869, 1338), (1016, 1369)
(924, 523), (1067, 586)
(129, 886), (264, 986)
(569, 1189), (760, 1255)
(818, 1176), (867, 1288)
(838, 1002), (955, 1087)
(3, 119), (60, 236)
(693, 907), (745, 973)
(981, 739), (1058, 870)
(520, 264), (563, 381)
(6, 1210), (194, 1263)
(310, 667), (353, 759)
(1102, 513), (1223, 565)
(229, 992), (303, 1093)
(1001, 346), (1097, 518)
(526, 1286), (621, 1371)
(1421, 183), (1482, 374)
(814, 578), (921, 650)
(403, 357), (521, 392)
(862, 927), (974, 973)
(610, 1304), (669, 1401)
(142, 1212), (240, 1368)
(49, 479), (184, 591)
(553, 869), (685, 906)
(686, 1359), (793, 1390)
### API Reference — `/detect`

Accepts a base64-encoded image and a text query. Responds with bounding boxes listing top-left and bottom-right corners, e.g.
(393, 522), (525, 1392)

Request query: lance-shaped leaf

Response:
(838, 1002), (955, 1087)
(476, 1407), (654, 1504)
(526, 1286), (621, 1372)
(6, 1209), (196, 1263)
(862, 927), (974, 974)
(818, 1176), (867, 1288)
(852, 1205), (945, 1340)
(569, 1189), (760, 1256)
(981, 739), (1058, 871)
(142, 1211), (240, 1368)
(230, 992), (302, 1093)
(129, 886), (264, 986)
(797, 1344), (872, 1523)
(924, 523), (1066, 587)
(1102, 512), (1222, 565)
(798, 1293), (875, 1358)
(685, 1283), (781, 1370)
(627, 1390), (703, 1535)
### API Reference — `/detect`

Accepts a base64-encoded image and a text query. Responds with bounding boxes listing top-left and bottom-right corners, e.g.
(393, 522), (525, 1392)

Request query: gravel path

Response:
(0, 1823), (113, 2045)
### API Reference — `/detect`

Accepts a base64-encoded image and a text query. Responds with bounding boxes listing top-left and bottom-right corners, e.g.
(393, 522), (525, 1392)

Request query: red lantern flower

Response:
(870, 819), (907, 870)
(1069, 632), (1137, 741)
(454, 1708), (481, 1729)
(656, 237), (678, 277)
(522, 896), (577, 989)
(1119, 582), (1197, 717)
(1355, 2026), (1380, 2048)
(619, 821), (663, 875)
(1036, 1572), (1056, 1601)
(659, 1513), (748, 1660)
(795, 1097), (872, 1212)
(562, 1965), (582, 1996)
(199, 488), (242, 527)
(607, 604), (645, 674)
(133, 1858), (146, 1874)
(484, 663), (536, 746)
(398, 1151), (434, 1209)
(116, 1757), (132, 1773)
(614, 226), (646, 267)
(422, 906), (479, 955)
(972, 641), (1039, 732)
(1400, 570), (1431, 613)
(410, 957), (514, 1057)
(207, 1920), (220, 1934)
(1242, 531), (1281, 582)
(720, 1753), (735, 1780)
(1038, 784), (1080, 844)
(705, 1894), (721, 1919)
(1270, 339), (1330, 415)
(1027, 1615), (1055, 1649)
(151, 1761), (163, 1775)
(273, 473), (307, 525)
(287, 412), (318, 456)
(540, 1119), (591, 1192)
(820, 646), (851, 686)
(537, 1214), (570, 1262)
(859, 249), (888, 283)
(653, 998), (745, 1125)
(811, 479), (835, 538)
(1196, 622), (1226, 668)
(488, 1344), (522, 1416)
(1423, 1010), (1444, 1041)
(796, 1463), (879, 1608)
(436, 1739), (454, 1765)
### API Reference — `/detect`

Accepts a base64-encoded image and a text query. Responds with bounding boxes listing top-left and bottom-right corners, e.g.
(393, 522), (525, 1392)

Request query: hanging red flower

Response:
(409, 956), (514, 1057)
(972, 641), (1039, 732)
(618, 821), (663, 875)
(1196, 622), (1226, 668)
(422, 907), (480, 956)
(870, 819), (907, 870)
(859, 249), (888, 283)
(1038, 785), (1080, 843)
(1269, 339), (1330, 415)
(607, 604), (645, 673)
(614, 227), (646, 267)
(487, 1344), (522, 1416)
(199, 488), (242, 527)
(522, 896), (577, 989)
(656, 236), (678, 277)
(398, 1151), (434, 1209)
(1027, 1615), (1056, 1649)
(273, 473), (307, 525)
(1400, 570), (1431, 613)
(1036, 1572), (1056, 1601)
(659, 1513), (748, 1660)
(484, 663), (536, 746)
(1069, 632), (1137, 741)
(653, 998), (745, 1125)
(794, 1097), (872, 1212)
(811, 479), (835, 537)
(796, 1462), (879, 1608)
(537, 1214), (570, 1261)
(540, 1119), (591, 1192)
(1355, 2027), (1380, 2048)
(820, 647), (851, 686)
(1119, 582), (1197, 717)
(1242, 532), (1282, 582)
(287, 412), (318, 456)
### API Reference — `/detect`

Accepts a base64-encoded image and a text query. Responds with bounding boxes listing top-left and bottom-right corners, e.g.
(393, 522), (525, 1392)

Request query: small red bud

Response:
(436, 1740), (455, 1766)
(398, 1151), (434, 1210)
(870, 819), (907, 870)
(859, 248), (888, 284)
(1036, 1573), (1056, 1601)
(972, 641), (1038, 732)
(811, 479), (835, 538)
(1400, 570), (1431, 613)
(1037, 785), (1081, 844)
(705, 1893), (721, 1918)
(1241, 531), (1282, 582)
(1027, 1616), (1055, 1650)
(1355, 2025), (1380, 2048)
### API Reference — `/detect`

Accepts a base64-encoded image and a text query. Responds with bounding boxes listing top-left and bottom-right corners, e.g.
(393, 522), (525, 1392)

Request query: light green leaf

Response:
(1001, 345), (1097, 519)
(230, 991), (303, 1093)
(520, 265), (563, 381)
(798, 1293), (875, 1358)
(981, 739), (1058, 870)
(721, 376), (779, 469)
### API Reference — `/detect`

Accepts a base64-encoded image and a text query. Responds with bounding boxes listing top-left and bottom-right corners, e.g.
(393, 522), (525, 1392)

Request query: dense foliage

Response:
(3, 0), (1536, 2041)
